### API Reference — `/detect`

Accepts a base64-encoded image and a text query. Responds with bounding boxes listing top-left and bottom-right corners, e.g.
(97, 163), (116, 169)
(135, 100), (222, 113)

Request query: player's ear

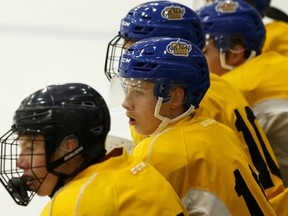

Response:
(65, 138), (78, 152)
(58, 136), (78, 154)
(226, 44), (246, 66)
(170, 87), (185, 107)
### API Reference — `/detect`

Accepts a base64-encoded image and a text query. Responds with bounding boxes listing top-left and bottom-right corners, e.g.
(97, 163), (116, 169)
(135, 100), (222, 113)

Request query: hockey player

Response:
(203, 0), (288, 56)
(117, 36), (276, 215)
(198, 0), (288, 187)
(0, 83), (188, 215)
(198, 1), (288, 215)
(105, 0), (284, 200)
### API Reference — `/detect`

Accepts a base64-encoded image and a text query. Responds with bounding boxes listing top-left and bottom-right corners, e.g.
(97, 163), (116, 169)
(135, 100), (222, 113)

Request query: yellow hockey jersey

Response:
(222, 52), (288, 216)
(130, 125), (146, 144)
(270, 187), (288, 216)
(131, 114), (276, 216)
(262, 21), (288, 56)
(197, 73), (284, 199)
(222, 51), (288, 107)
(40, 148), (188, 216)
(130, 73), (284, 200)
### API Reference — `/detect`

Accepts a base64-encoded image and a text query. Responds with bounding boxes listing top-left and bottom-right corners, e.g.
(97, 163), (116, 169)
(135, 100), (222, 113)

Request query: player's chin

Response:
(36, 183), (53, 197)
(133, 125), (149, 136)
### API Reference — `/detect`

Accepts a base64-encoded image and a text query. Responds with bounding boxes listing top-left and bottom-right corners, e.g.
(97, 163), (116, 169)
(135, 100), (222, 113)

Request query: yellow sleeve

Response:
(270, 188), (288, 216)
(263, 21), (288, 56)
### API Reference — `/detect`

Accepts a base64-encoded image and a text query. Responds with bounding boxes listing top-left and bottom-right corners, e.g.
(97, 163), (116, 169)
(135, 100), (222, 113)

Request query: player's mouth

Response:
(22, 175), (35, 190)
(126, 114), (136, 126)
(129, 117), (136, 126)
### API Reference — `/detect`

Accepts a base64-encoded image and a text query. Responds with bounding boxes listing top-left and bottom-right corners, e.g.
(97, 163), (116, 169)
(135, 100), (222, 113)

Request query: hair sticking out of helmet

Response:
(105, 0), (205, 81)
(118, 37), (210, 109)
(198, 0), (266, 55)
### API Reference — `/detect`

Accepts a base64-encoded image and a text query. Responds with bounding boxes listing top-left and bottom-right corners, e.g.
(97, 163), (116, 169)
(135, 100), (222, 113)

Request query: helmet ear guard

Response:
(154, 78), (173, 102)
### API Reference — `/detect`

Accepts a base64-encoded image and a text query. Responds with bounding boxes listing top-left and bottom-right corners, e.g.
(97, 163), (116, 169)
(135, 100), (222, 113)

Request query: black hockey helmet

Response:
(14, 82), (110, 170)
(0, 83), (110, 205)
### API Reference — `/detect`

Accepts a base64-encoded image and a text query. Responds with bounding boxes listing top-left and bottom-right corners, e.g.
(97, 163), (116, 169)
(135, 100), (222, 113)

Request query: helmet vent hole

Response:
(90, 126), (103, 134)
(133, 27), (154, 35)
(159, 84), (166, 93)
(64, 101), (96, 108)
(132, 63), (158, 71)
(141, 15), (152, 20)
(143, 51), (155, 55)
(18, 110), (51, 122)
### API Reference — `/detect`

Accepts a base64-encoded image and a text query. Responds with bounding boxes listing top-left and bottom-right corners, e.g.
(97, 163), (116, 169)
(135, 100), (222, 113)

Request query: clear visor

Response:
(121, 77), (155, 95)
(108, 76), (155, 111)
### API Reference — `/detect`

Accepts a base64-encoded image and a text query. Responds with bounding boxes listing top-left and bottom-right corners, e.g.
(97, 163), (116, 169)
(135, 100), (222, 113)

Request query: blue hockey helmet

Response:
(105, 0), (205, 81)
(244, 0), (271, 16)
(120, 0), (205, 49)
(118, 37), (210, 108)
(198, 0), (266, 54)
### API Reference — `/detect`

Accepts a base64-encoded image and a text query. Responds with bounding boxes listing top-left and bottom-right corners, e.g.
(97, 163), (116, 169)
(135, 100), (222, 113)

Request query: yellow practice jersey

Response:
(262, 21), (288, 56)
(222, 51), (288, 107)
(197, 73), (284, 199)
(131, 115), (276, 215)
(130, 125), (146, 144)
(270, 188), (288, 216)
(40, 148), (188, 216)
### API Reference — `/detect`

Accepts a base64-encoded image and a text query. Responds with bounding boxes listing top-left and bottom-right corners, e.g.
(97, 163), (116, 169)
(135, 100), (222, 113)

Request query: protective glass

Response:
(108, 76), (156, 112)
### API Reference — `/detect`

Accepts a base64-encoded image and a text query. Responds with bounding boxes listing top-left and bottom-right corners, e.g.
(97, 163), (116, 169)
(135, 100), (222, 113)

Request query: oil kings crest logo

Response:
(166, 40), (192, 57)
(215, 1), (239, 13)
(161, 5), (185, 20)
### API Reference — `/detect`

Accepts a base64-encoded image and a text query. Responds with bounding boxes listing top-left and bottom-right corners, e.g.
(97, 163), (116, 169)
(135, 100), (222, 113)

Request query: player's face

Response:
(121, 79), (162, 135)
(203, 39), (227, 76)
(16, 135), (58, 196)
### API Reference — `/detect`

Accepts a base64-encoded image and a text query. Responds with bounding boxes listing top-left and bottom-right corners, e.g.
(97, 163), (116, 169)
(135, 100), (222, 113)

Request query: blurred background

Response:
(0, 0), (286, 214)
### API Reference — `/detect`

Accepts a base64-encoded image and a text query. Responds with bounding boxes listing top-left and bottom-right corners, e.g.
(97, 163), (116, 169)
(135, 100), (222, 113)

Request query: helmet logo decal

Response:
(161, 5), (185, 20)
(121, 57), (131, 63)
(166, 40), (192, 57)
(215, 1), (239, 13)
(121, 20), (130, 27)
(64, 146), (84, 161)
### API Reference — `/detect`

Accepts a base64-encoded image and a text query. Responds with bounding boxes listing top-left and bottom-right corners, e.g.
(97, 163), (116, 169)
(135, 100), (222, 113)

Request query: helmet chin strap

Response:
(149, 97), (195, 136)
(220, 49), (256, 71)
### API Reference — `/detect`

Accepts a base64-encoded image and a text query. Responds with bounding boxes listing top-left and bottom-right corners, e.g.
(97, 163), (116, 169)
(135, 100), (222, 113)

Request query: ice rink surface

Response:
(0, 0), (286, 214)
